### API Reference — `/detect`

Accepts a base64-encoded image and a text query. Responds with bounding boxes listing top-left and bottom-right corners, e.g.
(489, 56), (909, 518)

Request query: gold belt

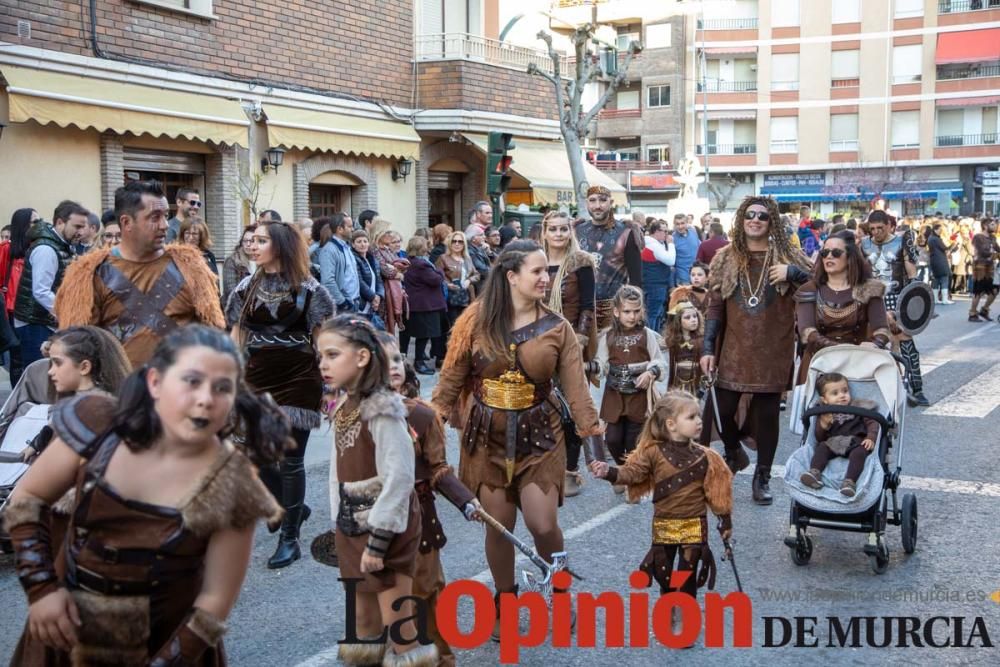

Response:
(652, 517), (704, 545)
(479, 369), (539, 410)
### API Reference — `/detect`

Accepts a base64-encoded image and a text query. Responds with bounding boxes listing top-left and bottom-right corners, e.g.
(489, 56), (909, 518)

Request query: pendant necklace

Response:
(741, 248), (772, 308)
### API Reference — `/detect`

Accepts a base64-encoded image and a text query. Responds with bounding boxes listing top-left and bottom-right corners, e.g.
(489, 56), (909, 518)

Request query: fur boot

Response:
(381, 643), (439, 667)
(337, 637), (387, 666)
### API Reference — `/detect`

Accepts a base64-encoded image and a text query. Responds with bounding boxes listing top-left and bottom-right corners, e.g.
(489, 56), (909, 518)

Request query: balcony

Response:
(697, 18), (759, 30)
(770, 139), (799, 153)
(935, 133), (999, 146)
(698, 80), (758, 93)
(772, 81), (800, 92)
(831, 77), (860, 88)
(591, 159), (672, 172)
(696, 143), (757, 155)
(892, 74), (922, 84)
(937, 63), (1000, 80)
(939, 0), (1000, 13)
(415, 33), (567, 76)
(597, 108), (641, 119)
(595, 108), (643, 139)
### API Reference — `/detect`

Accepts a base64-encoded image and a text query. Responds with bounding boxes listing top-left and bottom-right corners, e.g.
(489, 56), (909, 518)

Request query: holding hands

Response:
(589, 460), (610, 478)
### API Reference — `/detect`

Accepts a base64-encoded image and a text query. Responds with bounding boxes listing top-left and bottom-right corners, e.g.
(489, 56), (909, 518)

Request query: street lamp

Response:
(260, 146), (286, 174)
(392, 158), (413, 182)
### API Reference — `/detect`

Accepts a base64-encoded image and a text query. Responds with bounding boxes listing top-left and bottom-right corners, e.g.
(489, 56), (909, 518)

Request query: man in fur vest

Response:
(55, 180), (225, 367)
(699, 196), (812, 505)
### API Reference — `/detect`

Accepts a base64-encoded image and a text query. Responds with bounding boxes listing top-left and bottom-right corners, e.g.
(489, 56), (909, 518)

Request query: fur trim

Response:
(360, 389), (407, 422)
(52, 488), (77, 516)
(702, 447), (734, 516)
(708, 244), (810, 299)
(180, 447), (284, 537)
(623, 440), (657, 503)
(381, 643), (439, 667)
(433, 302), (481, 424)
(342, 476), (384, 500)
(55, 246), (225, 331)
(853, 279), (886, 304)
(337, 638), (388, 665)
(188, 608), (228, 646)
(69, 590), (149, 667)
(565, 250), (595, 274)
(1, 496), (47, 531)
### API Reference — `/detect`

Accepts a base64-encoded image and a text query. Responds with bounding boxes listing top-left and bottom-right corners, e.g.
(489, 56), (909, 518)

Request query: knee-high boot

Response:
(899, 339), (929, 407)
(268, 456), (306, 569)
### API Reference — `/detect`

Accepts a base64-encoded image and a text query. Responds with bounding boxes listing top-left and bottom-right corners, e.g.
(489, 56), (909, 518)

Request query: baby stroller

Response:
(782, 345), (917, 574)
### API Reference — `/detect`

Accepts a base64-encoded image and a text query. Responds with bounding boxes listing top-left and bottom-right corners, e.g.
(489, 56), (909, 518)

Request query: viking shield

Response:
(896, 281), (935, 335)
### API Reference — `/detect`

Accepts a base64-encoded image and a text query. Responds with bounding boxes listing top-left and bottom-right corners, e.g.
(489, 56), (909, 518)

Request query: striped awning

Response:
(936, 95), (1000, 107)
(265, 104), (420, 160)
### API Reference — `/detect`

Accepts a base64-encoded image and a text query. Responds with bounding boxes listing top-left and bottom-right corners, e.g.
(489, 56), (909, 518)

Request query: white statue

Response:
(675, 152), (705, 199)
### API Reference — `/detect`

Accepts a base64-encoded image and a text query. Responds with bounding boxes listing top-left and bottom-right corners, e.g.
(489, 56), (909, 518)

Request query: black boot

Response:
(268, 456), (306, 569)
(899, 340), (929, 407)
(752, 465), (773, 505)
(724, 445), (750, 474)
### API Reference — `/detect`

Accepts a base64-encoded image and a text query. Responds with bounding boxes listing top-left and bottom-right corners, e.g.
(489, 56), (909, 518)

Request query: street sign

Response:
(983, 194), (1000, 202)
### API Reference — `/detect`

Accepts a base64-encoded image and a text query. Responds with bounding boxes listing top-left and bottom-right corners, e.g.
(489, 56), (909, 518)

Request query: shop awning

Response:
(1, 65), (249, 146)
(935, 29), (1000, 65)
(767, 182), (964, 203)
(936, 95), (1000, 107)
(462, 134), (627, 207)
(704, 46), (758, 56)
(265, 105), (420, 160)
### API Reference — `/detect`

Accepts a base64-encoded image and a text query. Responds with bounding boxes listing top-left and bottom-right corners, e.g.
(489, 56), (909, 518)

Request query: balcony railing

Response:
(698, 80), (758, 92)
(697, 18), (759, 30)
(598, 108), (642, 119)
(831, 77), (860, 87)
(591, 160), (672, 171)
(935, 133), (999, 146)
(939, 0), (1000, 13)
(696, 143), (757, 155)
(937, 63), (1000, 80)
(770, 139), (799, 153)
(830, 140), (859, 151)
(415, 33), (568, 75)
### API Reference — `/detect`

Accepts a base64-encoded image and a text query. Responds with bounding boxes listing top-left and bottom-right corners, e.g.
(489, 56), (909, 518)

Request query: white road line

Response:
(954, 323), (998, 342)
(738, 464), (1000, 497)
(924, 362), (1000, 418)
(921, 357), (947, 375)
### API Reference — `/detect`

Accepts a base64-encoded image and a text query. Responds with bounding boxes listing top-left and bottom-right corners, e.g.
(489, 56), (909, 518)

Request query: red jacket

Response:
(0, 242), (24, 314)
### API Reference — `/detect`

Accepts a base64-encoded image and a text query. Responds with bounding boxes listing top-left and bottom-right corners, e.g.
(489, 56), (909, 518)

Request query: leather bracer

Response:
(149, 608), (228, 666)
(3, 497), (60, 604)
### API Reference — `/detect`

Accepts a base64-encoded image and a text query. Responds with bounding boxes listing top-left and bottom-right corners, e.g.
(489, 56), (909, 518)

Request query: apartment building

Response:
(0, 0), (623, 245)
(686, 0), (1000, 216)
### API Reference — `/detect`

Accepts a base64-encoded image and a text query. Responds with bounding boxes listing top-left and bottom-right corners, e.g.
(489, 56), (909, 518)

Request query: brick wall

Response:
(416, 61), (558, 120)
(2, 1), (413, 105)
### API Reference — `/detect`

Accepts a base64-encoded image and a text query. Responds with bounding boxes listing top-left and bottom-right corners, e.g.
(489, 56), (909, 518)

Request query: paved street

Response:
(2, 299), (999, 664)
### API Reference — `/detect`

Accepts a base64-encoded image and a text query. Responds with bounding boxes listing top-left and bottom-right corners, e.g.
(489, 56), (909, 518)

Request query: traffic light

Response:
(487, 131), (515, 196)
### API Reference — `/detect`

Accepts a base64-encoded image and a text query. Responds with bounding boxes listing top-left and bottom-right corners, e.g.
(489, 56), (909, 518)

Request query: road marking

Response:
(921, 357), (947, 375)
(738, 464), (1000, 497)
(924, 362), (1000, 418)
(954, 323), (997, 342)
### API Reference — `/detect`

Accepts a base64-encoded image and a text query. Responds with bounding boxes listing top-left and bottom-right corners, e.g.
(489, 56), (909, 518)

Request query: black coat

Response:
(469, 243), (492, 280)
(926, 234), (952, 278)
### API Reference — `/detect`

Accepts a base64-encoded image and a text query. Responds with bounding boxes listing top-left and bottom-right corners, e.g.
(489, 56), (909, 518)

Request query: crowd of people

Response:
(2, 178), (1000, 665)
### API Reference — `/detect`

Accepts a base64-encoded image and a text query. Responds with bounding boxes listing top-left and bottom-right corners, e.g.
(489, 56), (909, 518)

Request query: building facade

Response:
(685, 0), (1000, 217)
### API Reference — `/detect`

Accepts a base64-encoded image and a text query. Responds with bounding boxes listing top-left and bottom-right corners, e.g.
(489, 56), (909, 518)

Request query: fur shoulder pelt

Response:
(853, 279), (886, 304)
(707, 245), (738, 299)
(360, 389), (407, 422)
(566, 250), (595, 274)
(165, 245), (227, 328)
(181, 447), (284, 537)
(442, 300), (481, 368)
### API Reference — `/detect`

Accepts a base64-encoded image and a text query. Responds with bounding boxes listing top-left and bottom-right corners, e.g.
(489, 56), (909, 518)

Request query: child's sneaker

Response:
(800, 468), (823, 489)
(840, 479), (857, 497)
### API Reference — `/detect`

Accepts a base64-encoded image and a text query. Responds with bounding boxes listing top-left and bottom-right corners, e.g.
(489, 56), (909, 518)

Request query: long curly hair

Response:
(730, 196), (806, 276)
(664, 301), (704, 349)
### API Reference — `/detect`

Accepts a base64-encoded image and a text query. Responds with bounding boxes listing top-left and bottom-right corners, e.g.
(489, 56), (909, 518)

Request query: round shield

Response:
(896, 281), (935, 336)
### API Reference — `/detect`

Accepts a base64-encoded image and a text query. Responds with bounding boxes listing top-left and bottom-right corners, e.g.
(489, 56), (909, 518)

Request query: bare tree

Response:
(529, 26), (640, 217)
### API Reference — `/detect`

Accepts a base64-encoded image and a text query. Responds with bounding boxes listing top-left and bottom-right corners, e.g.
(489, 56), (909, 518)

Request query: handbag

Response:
(446, 281), (471, 308)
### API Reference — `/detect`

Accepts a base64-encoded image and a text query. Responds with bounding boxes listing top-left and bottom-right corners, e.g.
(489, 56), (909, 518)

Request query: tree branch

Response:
(580, 43), (640, 130)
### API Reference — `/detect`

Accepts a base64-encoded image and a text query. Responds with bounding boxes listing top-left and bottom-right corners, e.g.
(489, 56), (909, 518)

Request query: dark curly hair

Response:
(730, 196), (808, 277)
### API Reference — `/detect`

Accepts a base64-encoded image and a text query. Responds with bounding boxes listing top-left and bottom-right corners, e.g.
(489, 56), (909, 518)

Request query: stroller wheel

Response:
(870, 541), (890, 575)
(790, 535), (812, 566)
(901, 494), (918, 554)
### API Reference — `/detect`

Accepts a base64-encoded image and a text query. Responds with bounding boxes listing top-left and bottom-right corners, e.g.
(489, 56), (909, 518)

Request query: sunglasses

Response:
(819, 248), (845, 259)
(744, 210), (770, 222)
(451, 239), (465, 244)
(103, 233), (122, 240)
(187, 200), (202, 207)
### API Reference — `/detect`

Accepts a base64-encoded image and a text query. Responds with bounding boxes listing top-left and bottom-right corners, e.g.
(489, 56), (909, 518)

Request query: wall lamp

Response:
(392, 158), (413, 182)
(261, 146), (286, 174)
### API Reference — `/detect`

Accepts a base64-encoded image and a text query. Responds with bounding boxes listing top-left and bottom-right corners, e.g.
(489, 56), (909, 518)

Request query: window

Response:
(772, 0), (800, 27)
(936, 109), (964, 139)
(616, 25), (641, 51)
(892, 44), (922, 84)
(647, 85), (671, 108)
(771, 53), (800, 91)
(646, 145), (671, 163)
(830, 113), (859, 151)
(135, 0), (215, 19)
(616, 90), (640, 110)
(832, 0), (861, 23)
(831, 49), (860, 84)
(645, 23), (672, 49)
(771, 116), (798, 153)
(894, 0), (923, 18)
(891, 110), (920, 148)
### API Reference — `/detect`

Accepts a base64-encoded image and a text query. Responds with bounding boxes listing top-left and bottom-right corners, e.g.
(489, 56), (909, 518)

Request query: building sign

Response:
(629, 170), (680, 191)
(761, 172), (826, 189)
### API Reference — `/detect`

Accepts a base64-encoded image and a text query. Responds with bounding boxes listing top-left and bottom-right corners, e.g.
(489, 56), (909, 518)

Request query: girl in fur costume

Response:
(320, 316), (437, 667)
(663, 302), (705, 396)
(379, 332), (483, 666)
(589, 391), (733, 639)
(4, 325), (286, 666)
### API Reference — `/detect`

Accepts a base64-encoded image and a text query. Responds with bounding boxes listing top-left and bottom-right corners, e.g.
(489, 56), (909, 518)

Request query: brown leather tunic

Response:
(600, 328), (653, 424)
(668, 334), (704, 394)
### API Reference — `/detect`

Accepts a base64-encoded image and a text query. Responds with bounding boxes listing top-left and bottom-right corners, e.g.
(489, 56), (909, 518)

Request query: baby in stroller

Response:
(799, 372), (879, 497)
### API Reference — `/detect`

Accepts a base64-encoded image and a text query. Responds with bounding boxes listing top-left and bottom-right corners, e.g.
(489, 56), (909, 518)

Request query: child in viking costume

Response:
(319, 316), (437, 667)
(668, 262), (710, 316)
(590, 391), (733, 638)
(376, 332), (482, 665)
(4, 325), (286, 666)
(664, 301), (705, 395)
(593, 286), (668, 471)
(55, 180), (225, 369)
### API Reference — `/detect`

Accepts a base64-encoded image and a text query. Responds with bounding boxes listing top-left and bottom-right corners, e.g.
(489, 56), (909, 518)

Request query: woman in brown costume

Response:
(794, 230), (891, 385)
(541, 210), (597, 497)
(226, 221), (334, 569)
(319, 316), (436, 667)
(4, 325), (285, 666)
(431, 240), (602, 634)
